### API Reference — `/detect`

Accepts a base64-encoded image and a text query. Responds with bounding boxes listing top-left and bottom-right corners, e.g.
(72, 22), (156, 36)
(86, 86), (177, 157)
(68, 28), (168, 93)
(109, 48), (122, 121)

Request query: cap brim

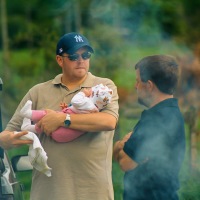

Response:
(66, 44), (94, 54)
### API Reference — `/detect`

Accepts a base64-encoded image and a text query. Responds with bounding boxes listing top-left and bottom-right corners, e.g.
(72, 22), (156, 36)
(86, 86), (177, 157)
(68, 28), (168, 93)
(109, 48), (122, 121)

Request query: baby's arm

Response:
(82, 88), (92, 97)
(71, 90), (98, 112)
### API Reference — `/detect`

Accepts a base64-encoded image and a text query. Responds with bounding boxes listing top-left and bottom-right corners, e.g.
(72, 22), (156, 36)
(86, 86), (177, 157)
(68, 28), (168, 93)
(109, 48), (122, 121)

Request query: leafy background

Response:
(1, 0), (200, 199)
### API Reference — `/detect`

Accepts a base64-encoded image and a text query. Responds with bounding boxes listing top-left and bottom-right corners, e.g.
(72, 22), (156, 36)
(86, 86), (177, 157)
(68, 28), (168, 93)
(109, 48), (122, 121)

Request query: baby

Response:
(20, 84), (113, 143)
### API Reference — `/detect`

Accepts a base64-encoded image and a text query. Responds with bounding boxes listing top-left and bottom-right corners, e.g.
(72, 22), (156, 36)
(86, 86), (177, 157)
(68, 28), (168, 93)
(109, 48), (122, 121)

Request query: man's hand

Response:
(121, 132), (132, 143)
(113, 132), (132, 161)
(114, 132), (132, 154)
(0, 131), (32, 150)
(113, 131), (138, 171)
(37, 109), (65, 136)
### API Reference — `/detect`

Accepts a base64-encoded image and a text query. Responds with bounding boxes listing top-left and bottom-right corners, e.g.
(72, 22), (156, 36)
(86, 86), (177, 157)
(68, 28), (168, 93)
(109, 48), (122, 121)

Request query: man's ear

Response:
(147, 80), (154, 91)
(56, 55), (63, 67)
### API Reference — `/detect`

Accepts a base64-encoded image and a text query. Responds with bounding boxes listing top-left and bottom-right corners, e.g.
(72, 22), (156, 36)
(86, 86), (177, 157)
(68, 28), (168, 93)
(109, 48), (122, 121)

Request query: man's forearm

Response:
(39, 110), (117, 135)
(69, 112), (117, 132)
(113, 133), (138, 171)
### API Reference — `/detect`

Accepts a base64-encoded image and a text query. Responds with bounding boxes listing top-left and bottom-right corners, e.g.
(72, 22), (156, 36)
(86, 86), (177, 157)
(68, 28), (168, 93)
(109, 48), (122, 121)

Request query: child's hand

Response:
(83, 88), (92, 97)
(60, 102), (68, 109)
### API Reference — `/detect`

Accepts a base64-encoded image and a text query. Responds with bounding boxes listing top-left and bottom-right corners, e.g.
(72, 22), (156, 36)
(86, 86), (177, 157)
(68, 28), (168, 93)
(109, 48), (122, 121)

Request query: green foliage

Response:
(116, 0), (187, 45)
(179, 173), (200, 200)
(6, 0), (60, 49)
(2, 0), (199, 50)
(182, 0), (200, 46)
(178, 152), (200, 200)
(86, 25), (127, 79)
(9, 49), (44, 76)
(113, 161), (124, 200)
(1, 1), (200, 199)
(7, 146), (32, 200)
(0, 50), (46, 120)
(157, 1), (186, 38)
(179, 167), (200, 200)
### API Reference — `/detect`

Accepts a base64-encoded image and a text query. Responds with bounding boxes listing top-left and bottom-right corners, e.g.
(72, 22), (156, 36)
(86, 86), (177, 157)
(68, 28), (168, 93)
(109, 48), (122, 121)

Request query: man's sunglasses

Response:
(62, 51), (92, 61)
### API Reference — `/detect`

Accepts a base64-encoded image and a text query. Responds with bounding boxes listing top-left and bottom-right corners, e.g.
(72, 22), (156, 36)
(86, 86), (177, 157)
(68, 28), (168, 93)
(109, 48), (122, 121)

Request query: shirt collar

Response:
(51, 72), (95, 88)
(142, 98), (178, 116)
(150, 98), (178, 111)
(52, 74), (62, 85)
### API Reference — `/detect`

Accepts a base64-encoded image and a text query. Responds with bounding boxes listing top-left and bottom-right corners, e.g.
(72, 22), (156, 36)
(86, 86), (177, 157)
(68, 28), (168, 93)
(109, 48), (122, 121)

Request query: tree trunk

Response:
(73, 0), (81, 32)
(1, 0), (10, 79)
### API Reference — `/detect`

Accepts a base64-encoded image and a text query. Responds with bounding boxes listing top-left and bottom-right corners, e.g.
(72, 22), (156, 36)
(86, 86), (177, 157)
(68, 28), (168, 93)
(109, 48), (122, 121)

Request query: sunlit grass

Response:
(7, 146), (31, 200)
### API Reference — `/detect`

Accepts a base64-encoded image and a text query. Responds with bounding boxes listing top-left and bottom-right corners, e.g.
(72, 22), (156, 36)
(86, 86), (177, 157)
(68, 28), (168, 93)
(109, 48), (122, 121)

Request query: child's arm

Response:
(82, 88), (92, 97)
(71, 90), (98, 112)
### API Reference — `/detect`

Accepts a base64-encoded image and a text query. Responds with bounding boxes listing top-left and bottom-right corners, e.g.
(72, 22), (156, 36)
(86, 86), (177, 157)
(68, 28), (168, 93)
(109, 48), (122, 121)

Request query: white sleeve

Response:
(71, 92), (98, 112)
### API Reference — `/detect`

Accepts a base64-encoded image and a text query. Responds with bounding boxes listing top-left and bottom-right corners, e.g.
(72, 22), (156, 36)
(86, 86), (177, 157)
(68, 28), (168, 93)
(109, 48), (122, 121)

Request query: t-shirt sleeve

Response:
(94, 79), (119, 120)
(123, 116), (160, 164)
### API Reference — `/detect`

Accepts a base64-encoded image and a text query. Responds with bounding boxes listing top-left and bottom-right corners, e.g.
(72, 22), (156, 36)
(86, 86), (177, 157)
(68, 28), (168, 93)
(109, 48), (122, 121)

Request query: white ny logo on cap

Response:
(74, 35), (84, 42)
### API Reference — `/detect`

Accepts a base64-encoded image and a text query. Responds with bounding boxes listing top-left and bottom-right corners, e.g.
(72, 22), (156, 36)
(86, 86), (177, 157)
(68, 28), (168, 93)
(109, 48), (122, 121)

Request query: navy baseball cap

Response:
(56, 32), (94, 55)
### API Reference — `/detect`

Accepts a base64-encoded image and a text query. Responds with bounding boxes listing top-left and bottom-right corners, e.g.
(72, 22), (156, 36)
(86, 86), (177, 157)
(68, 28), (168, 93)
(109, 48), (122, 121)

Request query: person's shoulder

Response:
(29, 76), (59, 92)
(32, 79), (53, 88)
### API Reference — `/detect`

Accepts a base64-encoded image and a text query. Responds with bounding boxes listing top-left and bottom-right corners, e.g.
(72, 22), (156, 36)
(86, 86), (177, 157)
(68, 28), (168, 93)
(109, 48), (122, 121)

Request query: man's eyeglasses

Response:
(61, 51), (92, 61)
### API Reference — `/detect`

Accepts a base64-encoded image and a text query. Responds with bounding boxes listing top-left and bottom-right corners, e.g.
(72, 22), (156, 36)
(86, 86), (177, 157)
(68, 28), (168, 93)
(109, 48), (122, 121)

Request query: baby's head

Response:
(91, 84), (113, 110)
